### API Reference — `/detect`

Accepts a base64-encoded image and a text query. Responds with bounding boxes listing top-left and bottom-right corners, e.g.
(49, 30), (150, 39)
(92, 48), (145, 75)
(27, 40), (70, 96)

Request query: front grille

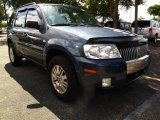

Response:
(119, 45), (148, 61)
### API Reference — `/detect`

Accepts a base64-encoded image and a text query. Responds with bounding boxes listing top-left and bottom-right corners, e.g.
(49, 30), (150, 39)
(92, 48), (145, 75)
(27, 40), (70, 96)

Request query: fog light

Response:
(102, 78), (111, 87)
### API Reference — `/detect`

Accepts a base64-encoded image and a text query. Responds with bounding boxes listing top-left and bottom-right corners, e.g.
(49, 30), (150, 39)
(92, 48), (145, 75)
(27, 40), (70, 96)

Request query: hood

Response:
(53, 26), (135, 40)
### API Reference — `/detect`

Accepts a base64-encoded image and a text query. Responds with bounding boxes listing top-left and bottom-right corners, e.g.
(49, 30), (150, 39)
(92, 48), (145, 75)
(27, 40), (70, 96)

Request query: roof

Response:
(17, 2), (72, 12)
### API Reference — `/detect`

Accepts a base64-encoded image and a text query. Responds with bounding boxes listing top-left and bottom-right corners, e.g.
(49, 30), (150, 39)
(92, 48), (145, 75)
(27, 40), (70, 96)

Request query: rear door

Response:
(151, 21), (160, 36)
(12, 10), (27, 54)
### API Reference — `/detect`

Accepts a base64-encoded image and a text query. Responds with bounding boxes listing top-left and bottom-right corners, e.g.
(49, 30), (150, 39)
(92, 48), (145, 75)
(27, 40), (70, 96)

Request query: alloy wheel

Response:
(51, 65), (68, 94)
(9, 47), (14, 63)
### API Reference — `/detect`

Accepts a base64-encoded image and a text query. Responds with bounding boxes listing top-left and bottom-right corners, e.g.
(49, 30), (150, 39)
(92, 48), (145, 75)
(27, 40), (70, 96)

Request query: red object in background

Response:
(149, 27), (152, 33)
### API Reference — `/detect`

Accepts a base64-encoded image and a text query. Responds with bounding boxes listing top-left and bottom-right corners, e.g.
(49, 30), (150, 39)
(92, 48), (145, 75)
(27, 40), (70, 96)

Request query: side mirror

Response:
(26, 21), (40, 30)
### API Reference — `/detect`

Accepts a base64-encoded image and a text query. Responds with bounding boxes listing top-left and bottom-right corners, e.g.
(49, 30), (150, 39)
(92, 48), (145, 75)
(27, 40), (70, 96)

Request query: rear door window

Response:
(131, 21), (150, 28)
(14, 10), (27, 27)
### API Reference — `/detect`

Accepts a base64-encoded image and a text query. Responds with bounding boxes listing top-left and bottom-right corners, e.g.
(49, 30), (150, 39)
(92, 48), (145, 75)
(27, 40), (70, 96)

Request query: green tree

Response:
(148, 4), (160, 20)
(108, 0), (134, 28)
(84, 0), (110, 22)
(84, 0), (134, 28)
(10, 0), (32, 9)
(0, 0), (10, 24)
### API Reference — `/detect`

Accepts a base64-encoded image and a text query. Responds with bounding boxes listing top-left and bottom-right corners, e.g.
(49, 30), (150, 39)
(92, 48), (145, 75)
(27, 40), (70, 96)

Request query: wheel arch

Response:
(45, 46), (79, 73)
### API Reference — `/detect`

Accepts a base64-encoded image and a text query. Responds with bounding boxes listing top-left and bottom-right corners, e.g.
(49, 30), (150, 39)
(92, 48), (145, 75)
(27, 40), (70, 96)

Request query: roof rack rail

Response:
(20, 2), (36, 8)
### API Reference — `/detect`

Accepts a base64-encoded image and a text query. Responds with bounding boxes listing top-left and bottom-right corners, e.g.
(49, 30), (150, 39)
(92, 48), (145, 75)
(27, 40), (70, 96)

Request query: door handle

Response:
(23, 32), (28, 37)
(11, 30), (16, 34)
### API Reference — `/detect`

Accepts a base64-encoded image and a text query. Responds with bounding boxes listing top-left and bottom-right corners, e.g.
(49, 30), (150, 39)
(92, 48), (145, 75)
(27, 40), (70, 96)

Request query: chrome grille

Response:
(119, 45), (148, 61)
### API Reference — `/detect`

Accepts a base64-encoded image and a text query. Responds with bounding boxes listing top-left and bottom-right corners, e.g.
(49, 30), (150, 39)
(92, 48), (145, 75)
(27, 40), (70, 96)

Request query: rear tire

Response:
(48, 55), (79, 101)
(153, 35), (158, 43)
(8, 43), (22, 66)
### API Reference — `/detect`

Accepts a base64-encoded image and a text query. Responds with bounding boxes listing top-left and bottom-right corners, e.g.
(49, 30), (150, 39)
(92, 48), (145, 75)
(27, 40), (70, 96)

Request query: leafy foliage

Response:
(119, 0), (133, 9)
(148, 4), (160, 17)
(0, 4), (5, 23)
(0, 0), (10, 23)
(84, 0), (109, 17)
(108, 0), (133, 28)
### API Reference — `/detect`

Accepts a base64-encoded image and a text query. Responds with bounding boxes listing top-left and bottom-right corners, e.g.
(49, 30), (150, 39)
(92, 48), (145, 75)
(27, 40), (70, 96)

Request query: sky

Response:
(119, 0), (160, 23)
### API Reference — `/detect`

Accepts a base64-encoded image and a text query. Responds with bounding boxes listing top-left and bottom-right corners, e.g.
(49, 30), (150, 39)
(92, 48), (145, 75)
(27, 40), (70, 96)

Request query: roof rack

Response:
(20, 2), (36, 8)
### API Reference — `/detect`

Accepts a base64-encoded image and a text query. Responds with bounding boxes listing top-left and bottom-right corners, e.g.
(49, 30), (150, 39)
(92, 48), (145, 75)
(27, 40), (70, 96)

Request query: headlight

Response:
(83, 44), (121, 59)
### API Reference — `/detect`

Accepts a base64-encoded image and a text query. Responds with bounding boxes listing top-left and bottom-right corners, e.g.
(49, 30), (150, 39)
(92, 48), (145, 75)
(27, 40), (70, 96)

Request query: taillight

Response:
(149, 27), (152, 33)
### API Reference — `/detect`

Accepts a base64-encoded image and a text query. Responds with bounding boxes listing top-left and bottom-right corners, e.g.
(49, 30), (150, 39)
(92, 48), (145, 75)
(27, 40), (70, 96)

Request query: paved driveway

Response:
(0, 42), (160, 120)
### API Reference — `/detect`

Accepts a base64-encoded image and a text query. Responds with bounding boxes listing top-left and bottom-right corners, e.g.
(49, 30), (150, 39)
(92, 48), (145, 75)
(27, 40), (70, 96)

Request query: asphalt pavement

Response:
(0, 36), (160, 120)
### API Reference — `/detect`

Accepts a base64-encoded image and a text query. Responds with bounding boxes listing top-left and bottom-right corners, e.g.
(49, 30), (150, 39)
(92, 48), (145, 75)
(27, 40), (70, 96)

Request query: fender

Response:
(43, 38), (82, 72)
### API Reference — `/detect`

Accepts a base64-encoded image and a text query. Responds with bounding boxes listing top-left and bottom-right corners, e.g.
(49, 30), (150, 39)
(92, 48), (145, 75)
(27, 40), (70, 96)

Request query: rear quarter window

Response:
(8, 12), (16, 28)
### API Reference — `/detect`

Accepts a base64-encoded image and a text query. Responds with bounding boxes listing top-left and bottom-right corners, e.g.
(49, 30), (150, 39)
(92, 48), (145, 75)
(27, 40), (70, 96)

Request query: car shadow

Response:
(4, 60), (160, 120)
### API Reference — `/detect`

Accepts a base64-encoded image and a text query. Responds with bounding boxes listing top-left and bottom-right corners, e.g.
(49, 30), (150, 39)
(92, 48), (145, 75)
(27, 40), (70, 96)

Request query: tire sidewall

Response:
(154, 35), (158, 43)
(8, 43), (22, 66)
(48, 56), (78, 100)
(8, 43), (15, 64)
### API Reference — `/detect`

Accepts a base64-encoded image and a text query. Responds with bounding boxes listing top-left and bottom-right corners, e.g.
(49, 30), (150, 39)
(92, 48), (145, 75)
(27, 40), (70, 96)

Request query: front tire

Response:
(48, 55), (79, 101)
(8, 43), (22, 66)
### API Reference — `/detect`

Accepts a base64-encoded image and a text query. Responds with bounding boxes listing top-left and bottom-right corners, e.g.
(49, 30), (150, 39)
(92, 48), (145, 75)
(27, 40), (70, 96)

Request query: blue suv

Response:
(7, 3), (150, 101)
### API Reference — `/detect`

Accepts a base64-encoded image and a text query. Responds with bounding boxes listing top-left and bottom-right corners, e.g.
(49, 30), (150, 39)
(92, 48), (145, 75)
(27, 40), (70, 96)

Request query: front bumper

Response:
(127, 55), (149, 74)
(74, 54), (150, 88)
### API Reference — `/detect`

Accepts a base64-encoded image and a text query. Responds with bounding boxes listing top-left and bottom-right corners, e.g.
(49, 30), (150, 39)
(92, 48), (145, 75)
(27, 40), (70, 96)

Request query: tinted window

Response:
(131, 21), (150, 28)
(14, 10), (27, 27)
(26, 9), (41, 28)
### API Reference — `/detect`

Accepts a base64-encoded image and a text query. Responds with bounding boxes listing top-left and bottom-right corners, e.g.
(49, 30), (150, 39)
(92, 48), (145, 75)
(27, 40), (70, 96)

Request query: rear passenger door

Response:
(12, 10), (27, 54)
(24, 8), (45, 65)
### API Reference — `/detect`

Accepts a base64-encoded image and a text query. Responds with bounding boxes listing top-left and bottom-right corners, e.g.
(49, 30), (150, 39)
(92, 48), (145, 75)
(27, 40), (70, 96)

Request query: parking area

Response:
(0, 38), (160, 120)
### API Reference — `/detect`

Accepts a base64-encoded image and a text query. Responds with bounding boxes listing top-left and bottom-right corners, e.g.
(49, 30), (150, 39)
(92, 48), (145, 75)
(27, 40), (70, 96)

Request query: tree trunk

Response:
(113, 1), (119, 28)
(109, 0), (120, 29)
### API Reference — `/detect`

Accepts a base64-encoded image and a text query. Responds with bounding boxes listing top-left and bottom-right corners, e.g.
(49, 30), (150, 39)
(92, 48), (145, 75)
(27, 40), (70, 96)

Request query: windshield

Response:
(41, 5), (99, 26)
(131, 21), (150, 28)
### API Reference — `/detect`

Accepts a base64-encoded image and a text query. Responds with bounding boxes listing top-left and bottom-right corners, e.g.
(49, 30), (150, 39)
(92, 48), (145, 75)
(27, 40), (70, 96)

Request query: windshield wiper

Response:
(78, 23), (100, 27)
(51, 23), (100, 27)
(51, 23), (78, 26)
